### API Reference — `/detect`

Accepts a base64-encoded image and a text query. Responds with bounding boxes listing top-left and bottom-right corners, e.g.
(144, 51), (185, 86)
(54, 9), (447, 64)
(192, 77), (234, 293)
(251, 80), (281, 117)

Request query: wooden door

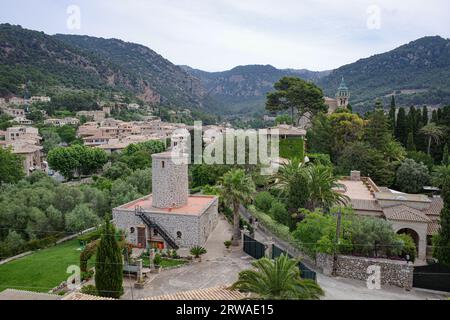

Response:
(137, 227), (146, 248)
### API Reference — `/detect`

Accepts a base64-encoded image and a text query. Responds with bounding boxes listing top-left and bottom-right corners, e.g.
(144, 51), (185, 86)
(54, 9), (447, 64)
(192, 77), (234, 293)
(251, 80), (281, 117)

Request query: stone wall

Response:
(316, 253), (414, 289)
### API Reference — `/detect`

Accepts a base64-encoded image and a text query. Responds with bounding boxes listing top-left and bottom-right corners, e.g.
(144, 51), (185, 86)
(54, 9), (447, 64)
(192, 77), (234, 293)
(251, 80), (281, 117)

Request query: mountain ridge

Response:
(1, 23), (449, 117)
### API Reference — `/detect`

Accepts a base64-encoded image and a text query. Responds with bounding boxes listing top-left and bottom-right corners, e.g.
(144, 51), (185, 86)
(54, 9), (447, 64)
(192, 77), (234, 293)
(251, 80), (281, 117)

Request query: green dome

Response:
(338, 76), (348, 90)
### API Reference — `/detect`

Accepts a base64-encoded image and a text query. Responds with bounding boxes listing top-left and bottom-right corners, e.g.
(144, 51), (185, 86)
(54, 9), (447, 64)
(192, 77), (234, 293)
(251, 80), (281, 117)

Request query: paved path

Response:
(121, 216), (253, 300)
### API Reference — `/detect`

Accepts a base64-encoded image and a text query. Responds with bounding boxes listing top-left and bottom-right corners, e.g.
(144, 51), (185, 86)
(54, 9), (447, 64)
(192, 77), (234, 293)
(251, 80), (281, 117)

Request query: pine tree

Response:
(388, 96), (396, 133)
(443, 144), (449, 166)
(433, 174), (450, 266)
(395, 107), (408, 146)
(95, 219), (124, 298)
(406, 132), (416, 151)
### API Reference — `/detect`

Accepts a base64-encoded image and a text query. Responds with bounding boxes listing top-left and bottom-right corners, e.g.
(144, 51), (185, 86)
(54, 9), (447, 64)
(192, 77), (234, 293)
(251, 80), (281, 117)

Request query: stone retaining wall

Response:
(316, 253), (414, 289)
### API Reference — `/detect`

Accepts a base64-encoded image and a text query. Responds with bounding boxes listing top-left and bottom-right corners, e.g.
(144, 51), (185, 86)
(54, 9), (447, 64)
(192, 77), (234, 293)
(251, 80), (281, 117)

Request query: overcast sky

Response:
(1, 0), (449, 71)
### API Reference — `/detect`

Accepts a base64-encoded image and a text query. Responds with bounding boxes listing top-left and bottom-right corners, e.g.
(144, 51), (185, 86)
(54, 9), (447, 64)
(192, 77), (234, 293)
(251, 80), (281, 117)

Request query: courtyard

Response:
(121, 216), (253, 300)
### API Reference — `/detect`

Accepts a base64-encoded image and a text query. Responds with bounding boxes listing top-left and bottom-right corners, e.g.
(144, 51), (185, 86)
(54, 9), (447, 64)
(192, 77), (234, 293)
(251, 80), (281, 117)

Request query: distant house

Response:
(5, 126), (39, 142)
(11, 117), (33, 125)
(1, 107), (25, 118)
(267, 124), (306, 139)
(44, 117), (80, 127)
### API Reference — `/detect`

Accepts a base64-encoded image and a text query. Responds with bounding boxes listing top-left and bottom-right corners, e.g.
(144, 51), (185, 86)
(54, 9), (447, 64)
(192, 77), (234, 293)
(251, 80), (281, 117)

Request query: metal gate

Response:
(243, 234), (266, 259)
(413, 263), (450, 292)
(272, 244), (317, 282)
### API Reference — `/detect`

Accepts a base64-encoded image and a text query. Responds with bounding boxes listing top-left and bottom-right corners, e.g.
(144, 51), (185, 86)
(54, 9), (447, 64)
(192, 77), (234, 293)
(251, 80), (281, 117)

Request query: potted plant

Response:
(190, 246), (207, 262)
(224, 240), (232, 252)
(153, 253), (162, 273)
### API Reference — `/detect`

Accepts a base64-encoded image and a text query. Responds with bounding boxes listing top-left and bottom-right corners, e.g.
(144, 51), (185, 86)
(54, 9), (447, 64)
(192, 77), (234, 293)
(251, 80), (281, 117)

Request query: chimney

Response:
(350, 171), (361, 181)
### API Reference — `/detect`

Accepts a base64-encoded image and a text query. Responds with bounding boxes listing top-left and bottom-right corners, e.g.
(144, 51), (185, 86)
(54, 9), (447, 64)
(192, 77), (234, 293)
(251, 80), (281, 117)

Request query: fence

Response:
(243, 234), (266, 259)
(413, 263), (450, 293)
(271, 244), (317, 281)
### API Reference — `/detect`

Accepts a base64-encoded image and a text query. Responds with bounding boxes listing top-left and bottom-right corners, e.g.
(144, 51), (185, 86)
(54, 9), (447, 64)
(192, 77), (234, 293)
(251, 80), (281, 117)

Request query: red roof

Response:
(117, 194), (217, 216)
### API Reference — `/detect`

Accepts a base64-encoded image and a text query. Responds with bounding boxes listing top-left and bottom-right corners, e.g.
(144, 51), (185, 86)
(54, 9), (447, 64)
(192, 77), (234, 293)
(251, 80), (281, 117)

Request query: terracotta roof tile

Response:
(383, 205), (431, 223)
(141, 286), (247, 300)
(0, 289), (61, 300)
(62, 292), (115, 300)
(427, 222), (440, 235)
(424, 197), (444, 216)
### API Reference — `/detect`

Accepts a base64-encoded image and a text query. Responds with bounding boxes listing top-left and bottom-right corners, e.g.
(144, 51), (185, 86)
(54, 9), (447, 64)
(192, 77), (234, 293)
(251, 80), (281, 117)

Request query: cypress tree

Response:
(95, 219), (124, 298)
(443, 144), (449, 166)
(433, 174), (450, 266)
(408, 106), (417, 137)
(388, 96), (396, 133)
(422, 106), (429, 125)
(364, 108), (391, 151)
(431, 110), (438, 123)
(406, 132), (416, 151)
(395, 107), (408, 146)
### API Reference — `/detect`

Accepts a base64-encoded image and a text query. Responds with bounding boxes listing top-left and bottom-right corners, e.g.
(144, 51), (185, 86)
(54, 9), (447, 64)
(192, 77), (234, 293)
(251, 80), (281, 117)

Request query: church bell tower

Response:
(336, 77), (350, 108)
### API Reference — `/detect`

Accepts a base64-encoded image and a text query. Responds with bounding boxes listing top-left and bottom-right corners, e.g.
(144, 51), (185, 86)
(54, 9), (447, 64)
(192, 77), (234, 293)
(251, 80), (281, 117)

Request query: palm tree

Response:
(232, 254), (324, 300)
(219, 169), (256, 246)
(274, 157), (303, 191)
(303, 164), (349, 210)
(420, 123), (445, 155)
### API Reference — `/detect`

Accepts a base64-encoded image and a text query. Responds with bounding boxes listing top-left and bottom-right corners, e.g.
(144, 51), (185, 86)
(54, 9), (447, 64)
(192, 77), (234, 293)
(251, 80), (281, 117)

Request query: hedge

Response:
(247, 205), (301, 250)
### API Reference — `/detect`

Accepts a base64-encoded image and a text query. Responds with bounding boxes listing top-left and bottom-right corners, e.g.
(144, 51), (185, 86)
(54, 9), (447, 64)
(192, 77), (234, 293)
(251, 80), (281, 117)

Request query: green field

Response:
(0, 239), (84, 293)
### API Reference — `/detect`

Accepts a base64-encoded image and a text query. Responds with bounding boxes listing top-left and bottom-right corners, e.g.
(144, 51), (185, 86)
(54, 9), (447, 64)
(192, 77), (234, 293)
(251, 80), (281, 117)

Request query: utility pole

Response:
(332, 208), (342, 276)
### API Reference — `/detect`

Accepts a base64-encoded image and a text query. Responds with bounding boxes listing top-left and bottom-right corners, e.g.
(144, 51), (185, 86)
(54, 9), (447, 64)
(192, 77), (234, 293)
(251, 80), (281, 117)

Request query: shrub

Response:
(254, 191), (274, 212)
(248, 206), (298, 248)
(396, 159), (430, 193)
(224, 240), (232, 249)
(78, 229), (102, 244)
(80, 285), (98, 296)
(269, 201), (290, 227)
(190, 246), (207, 258)
(396, 234), (416, 262)
(153, 253), (162, 266)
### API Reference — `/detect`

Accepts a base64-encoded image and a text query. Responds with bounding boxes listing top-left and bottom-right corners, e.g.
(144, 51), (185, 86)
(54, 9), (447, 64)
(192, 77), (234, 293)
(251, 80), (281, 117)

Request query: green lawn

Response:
(0, 239), (85, 293)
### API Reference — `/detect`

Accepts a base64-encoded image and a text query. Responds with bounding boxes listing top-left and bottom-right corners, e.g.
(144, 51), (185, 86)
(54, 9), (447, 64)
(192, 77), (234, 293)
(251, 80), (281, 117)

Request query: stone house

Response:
(338, 171), (443, 263)
(113, 151), (219, 250)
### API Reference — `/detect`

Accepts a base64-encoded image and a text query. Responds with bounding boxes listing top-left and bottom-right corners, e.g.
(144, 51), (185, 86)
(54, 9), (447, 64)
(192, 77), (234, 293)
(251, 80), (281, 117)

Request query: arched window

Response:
(130, 227), (135, 234)
(177, 231), (182, 239)
(162, 161), (165, 168)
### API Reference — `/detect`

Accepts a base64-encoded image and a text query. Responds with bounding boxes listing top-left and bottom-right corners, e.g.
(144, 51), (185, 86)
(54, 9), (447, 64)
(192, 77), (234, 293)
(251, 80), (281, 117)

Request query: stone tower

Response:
(151, 152), (189, 209)
(336, 77), (350, 108)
